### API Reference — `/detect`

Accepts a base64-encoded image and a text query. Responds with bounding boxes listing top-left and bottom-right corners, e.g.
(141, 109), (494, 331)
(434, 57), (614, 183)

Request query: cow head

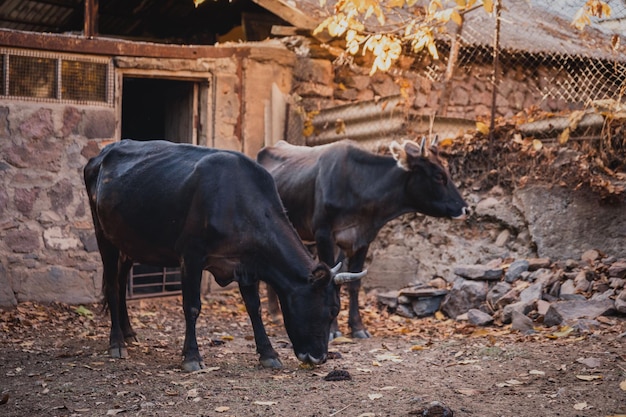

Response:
(278, 263), (363, 365)
(390, 137), (469, 219)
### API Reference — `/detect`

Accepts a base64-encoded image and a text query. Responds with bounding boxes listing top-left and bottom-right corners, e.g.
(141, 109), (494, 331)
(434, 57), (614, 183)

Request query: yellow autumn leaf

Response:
(434, 311), (446, 320)
(620, 379), (626, 391)
(550, 325), (574, 338)
(451, 9), (463, 25)
(439, 138), (454, 147)
(330, 336), (355, 344)
(476, 121), (490, 135)
(532, 139), (543, 151)
(558, 127), (570, 145)
(193, 0), (206, 7)
(482, 0), (494, 13)
(410, 345), (428, 351)
(221, 334), (234, 341)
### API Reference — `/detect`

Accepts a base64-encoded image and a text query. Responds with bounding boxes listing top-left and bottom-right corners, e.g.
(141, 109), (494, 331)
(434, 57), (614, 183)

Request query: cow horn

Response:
(431, 134), (439, 148)
(419, 136), (428, 157)
(331, 262), (343, 275)
(333, 269), (368, 285)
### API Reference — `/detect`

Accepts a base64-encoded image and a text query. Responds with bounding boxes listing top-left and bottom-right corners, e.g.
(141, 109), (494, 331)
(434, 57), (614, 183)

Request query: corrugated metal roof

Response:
(286, 0), (626, 62)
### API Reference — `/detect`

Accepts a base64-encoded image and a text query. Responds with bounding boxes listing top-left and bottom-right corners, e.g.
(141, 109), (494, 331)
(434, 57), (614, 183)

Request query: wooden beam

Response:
(84, 0), (99, 38)
(250, 0), (319, 31)
(0, 29), (243, 60)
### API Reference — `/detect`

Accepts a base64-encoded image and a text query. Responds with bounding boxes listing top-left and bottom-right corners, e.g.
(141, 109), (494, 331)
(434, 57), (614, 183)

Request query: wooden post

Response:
(84, 0), (99, 38)
(489, 0), (501, 146)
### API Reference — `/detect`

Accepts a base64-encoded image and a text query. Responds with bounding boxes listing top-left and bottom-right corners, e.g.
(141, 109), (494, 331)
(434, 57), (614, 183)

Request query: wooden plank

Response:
(84, 0), (99, 38)
(250, 0), (319, 30)
(0, 29), (244, 59)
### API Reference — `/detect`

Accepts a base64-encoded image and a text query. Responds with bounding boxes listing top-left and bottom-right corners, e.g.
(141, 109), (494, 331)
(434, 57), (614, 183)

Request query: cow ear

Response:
(390, 140), (410, 171)
(310, 264), (332, 288)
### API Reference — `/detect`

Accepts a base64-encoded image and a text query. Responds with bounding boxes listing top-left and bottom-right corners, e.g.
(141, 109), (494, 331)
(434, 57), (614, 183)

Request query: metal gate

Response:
(127, 264), (182, 299)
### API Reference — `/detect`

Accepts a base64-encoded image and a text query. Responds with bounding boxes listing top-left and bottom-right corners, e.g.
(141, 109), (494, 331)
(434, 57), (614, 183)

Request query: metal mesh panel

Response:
(61, 60), (108, 102)
(1, 48), (113, 105)
(8, 54), (57, 99)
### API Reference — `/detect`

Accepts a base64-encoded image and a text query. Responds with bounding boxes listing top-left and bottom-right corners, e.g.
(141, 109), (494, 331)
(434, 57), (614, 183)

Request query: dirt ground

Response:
(1, 289), (625, 417)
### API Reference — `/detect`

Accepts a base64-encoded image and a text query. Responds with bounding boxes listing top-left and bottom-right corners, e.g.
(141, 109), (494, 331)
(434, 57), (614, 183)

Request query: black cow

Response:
(257, 138), (469, 339)
(84, 139), (363, 371)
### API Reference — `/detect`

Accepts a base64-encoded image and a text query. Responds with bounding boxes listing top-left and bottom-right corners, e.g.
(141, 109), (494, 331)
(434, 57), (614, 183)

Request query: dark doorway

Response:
(122, 77), (196, 143)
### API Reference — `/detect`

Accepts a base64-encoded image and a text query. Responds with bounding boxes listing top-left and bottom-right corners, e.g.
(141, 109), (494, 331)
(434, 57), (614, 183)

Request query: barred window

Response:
(1, 49), (112, 105)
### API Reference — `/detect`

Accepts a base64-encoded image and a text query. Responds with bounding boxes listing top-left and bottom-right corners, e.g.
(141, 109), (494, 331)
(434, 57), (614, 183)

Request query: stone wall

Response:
(0, 103), (112, 307)
(291, 49), (572, 122)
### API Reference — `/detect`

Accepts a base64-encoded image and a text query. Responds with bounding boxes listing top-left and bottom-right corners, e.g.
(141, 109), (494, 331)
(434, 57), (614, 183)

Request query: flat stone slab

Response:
(543, 299), (615, 327)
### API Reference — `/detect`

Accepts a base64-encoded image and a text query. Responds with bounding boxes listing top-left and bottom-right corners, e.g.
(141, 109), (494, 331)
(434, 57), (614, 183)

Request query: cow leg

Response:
(265, 283), (282, 324)
(180, 254), (205, 372)
(347, 246), (371, 339)
(117, 255), (137, 343)
(239, 283), (282, 369)
(97, 236), (129, 359)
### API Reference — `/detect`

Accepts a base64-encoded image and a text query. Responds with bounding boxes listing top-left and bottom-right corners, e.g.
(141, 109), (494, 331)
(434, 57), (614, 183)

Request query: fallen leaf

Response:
(107, 409), (126, 415)
(410, 345), (428, 351)
(330, 336), (354, 345)
(215, 406), (230, 412)
(476, 121), (489, 135)
(456, 359), (479, 365)
(529, 370), (545, 376)
(620, 379), (626, 391)
(576, 357), (602, 368)
(457, 388), (481, 396)
(253, 401), (277, 406)
(547, 326), (574, 339)
(496, 379), (525, 387)
(379, 386), (397, 391)
(573, 402), (588, 410)
(375, 353), (403, 363)
(368, 393), (383, 400)
(576, 375), (602, 381)
(532, 139), (543, 151)
(73, 306), (94, 319)
(358, 413), (376, 417)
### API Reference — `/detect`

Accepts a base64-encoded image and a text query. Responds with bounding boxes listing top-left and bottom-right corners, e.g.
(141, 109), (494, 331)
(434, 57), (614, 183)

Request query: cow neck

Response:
(259, 229), (317, 292)
(357, 155), (414, 227)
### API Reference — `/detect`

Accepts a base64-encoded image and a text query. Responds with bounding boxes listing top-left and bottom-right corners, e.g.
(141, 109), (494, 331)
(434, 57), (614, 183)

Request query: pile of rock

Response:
(376, 249), (626, 330)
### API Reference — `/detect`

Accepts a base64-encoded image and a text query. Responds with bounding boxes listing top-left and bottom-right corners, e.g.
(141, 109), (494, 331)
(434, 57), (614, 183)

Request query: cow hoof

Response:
(182, 360), (205, 372)
(109, 347), (128, 359)
(328, 330), (343, 341)
(260, 357), (283, 369)
(352, 329), (371, 339)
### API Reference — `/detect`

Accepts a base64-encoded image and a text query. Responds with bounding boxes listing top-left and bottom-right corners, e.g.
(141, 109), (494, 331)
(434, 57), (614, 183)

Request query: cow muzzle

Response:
(452, 206), (471, 220)
(331, 262), (368, 284)
(297, 352), (327, 365)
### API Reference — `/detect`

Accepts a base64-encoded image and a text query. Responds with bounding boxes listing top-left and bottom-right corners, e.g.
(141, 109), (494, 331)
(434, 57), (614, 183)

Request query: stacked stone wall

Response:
(0, 103), (112, 306)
